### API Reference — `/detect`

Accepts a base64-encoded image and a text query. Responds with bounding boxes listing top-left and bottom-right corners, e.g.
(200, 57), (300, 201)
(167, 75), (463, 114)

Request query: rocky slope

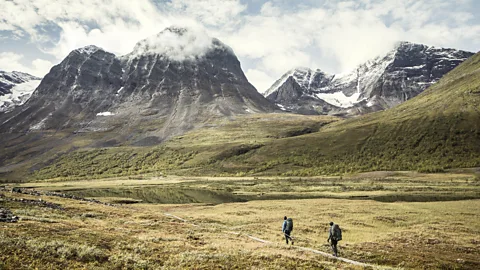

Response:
(265, 42), (474, 116)
(0, 71), (41, 113)
(0, 27), (276, 144)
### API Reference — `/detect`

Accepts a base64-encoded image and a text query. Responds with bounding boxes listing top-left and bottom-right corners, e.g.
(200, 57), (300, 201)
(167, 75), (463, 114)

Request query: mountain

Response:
(265, 42), (475, 116)
(226, 51), (480, 174)
(0, 71), (41, 113)
(0, 27), (276, 144)
(26, 52), (480, 180)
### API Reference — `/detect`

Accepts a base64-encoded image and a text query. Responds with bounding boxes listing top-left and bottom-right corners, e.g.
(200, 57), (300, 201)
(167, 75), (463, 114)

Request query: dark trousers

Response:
(284, 230), (293, 243)
(330, 239), (338, 256)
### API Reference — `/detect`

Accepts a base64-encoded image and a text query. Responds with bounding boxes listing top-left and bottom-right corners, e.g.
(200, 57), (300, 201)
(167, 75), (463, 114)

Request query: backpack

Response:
(332, 224), (342, 241)
(286, 218), (293, 231)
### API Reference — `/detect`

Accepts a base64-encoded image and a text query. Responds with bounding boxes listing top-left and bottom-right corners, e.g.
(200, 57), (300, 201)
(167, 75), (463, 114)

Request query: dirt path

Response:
(164, 213), (389, 269)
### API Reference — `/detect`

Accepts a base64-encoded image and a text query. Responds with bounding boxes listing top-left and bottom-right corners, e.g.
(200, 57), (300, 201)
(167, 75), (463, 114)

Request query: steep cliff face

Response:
(265, 42), (474, 116)
(0, 27), (276, 143)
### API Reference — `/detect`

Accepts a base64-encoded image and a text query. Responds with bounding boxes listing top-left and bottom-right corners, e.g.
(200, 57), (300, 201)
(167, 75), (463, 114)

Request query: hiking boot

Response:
(291, 240), (294, 245)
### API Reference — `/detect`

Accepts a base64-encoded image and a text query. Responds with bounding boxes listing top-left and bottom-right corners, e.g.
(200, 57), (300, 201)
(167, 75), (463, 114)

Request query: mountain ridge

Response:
(20, 52), (480, 181)
(0, 27), (276, 144)
(265, 41), (474, 116)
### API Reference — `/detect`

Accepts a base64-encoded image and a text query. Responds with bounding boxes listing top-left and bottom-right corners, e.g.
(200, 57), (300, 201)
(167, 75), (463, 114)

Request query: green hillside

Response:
(217, 52), (480, 175)
(5, 114), (337, 181)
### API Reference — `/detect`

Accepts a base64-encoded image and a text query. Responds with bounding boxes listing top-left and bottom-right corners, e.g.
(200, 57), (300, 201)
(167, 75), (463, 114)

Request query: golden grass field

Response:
(1, 171), (479, 269)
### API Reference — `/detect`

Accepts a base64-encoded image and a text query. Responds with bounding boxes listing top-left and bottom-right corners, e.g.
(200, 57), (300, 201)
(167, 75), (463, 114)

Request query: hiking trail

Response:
(164, 213), (394, 269)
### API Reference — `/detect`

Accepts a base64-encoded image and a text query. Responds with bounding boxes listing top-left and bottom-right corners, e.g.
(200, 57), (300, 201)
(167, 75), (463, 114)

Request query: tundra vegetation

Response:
(1, 171), (480, 269)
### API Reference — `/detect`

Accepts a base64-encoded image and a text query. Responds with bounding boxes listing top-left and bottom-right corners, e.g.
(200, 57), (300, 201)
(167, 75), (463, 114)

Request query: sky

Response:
(1, 0), (480, 93)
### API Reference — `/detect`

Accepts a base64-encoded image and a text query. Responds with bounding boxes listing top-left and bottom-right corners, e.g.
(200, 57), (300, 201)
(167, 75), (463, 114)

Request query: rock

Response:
(9, 197), (64, 210)
(8, 188), (116, 207)
(426, 238), (441, 245)
(0, 207), (19, 222)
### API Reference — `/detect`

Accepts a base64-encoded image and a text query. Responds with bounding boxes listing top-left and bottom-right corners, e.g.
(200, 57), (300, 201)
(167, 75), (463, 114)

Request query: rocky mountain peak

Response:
(265, 41), (474, 116)
(394, 41), (423, 49)
(73, 45), (104, 55)
(0, 27), (276, 143)
(264, 67), (332, 97)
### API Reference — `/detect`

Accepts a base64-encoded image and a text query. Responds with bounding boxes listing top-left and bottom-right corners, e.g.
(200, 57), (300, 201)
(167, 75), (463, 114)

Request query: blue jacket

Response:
(282, 220), (287, 232)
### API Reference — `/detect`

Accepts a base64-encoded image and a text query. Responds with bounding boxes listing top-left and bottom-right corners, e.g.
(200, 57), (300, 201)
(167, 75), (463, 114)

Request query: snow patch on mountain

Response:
(30, 113), (51, 130)
(315, 91), (363, 108)
(0, 78), (41, 112)
(75, 45), (102, 55)
(96, 112), (115, 116)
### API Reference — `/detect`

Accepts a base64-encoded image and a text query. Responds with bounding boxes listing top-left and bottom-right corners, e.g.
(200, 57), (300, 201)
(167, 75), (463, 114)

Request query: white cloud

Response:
(168, 0), (246, 28)
(0, 52), (53, 77)
(0, 0), (171, 59)
(260, 2), (281, 16)
(225, 0), (480, 90)
(245, 69), (275, 93)
(260, 50), (313, 75)
(130, 26), (223, 61)
(0, 0), (479, 90)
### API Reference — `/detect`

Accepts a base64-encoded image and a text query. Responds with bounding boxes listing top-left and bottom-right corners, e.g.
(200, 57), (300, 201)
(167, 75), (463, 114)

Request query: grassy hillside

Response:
(207, 52), (480, 176)
(8, 114), (336, 181)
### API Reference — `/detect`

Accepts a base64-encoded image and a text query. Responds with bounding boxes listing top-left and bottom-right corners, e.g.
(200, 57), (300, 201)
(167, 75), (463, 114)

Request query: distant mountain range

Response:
(0, 27), (276, 144)
(0, 71), (41, 113)
(1, 30), (479, 181)
(264, 42), (474, 116)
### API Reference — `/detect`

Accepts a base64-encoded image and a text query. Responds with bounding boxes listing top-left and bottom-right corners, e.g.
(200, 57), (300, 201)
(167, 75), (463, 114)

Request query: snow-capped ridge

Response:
(263, 67), (332, 96)
(265, 41), (474, 115)
(0, 70), (40, 85)
(74, 45), (103, 55)
(0, 70), (42, 113)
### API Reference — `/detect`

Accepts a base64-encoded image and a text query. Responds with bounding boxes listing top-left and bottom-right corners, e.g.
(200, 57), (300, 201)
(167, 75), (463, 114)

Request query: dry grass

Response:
(2, 172), (480, 269)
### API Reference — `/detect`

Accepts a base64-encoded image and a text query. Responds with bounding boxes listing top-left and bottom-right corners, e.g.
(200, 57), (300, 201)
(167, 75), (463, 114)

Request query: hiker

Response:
(282, 216), (294, 245)
(327, 221), (342, 257)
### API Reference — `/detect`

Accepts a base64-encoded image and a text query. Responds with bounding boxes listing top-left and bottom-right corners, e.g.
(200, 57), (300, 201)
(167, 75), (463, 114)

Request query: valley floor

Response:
(1, 171), (479, 269)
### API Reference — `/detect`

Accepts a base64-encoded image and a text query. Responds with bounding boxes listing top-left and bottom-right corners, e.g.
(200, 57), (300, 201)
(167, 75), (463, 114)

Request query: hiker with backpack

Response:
(282, 216), (294, 245)
(327, 221), (342, 257)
